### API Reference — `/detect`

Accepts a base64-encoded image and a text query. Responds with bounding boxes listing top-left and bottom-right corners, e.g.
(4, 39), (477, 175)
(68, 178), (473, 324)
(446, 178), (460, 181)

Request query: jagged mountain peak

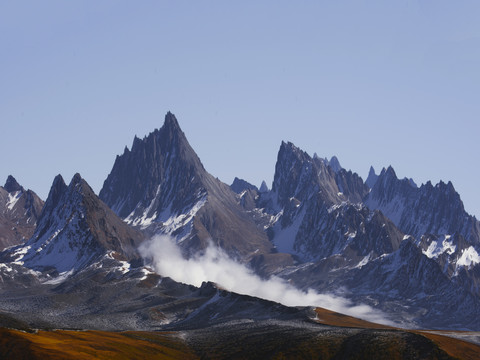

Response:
(100, 112), (208, 219)
(272, 141), (341, 208)
(52, 174), (67, 188)
(42, 174), (68, 213)
(328, 156), (342, 173)
(419, 179), (464, 213)
(367, 166), (418, 213)
(11, 173), (144, 273)
(415, 179), (458, 199)
(366, 165), (480, 247)
(365, 166), (378, 189)
(436, 179), (455, 191)
(376, 166), (417, 189)
(273, 141), (315, 191)
(164, 110), (181, 130)
(41, 173), (91, 218)
(311, 153), (342, 173)
(100, 112), (274, 261)
(0, 177), (44, 250)
(371, 165), (415, 196)
(4, 175), (24, 193)
(259, 180), (269, 193)
(127, 113), (189, 159)
(71, 172), (83, 185)
(374, 166), (418, 190)
(380, 165), (397, 179)
(230, 177), (258, 194)
(279, 141), (306, 158)
(269, 142), (370, 215)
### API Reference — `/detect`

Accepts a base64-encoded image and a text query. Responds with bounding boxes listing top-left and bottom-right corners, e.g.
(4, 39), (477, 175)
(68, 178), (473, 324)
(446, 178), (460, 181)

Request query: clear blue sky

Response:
(1, 1), (479, 217)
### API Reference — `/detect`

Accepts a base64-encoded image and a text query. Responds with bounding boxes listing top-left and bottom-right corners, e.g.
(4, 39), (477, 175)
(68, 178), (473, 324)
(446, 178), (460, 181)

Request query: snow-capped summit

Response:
(100, 112), (276, 261)
(258, 141), (400, 263)
(100, 111), (207, 220)
(365, 166), (480, 243)
(271, 141), (340, 209)
(9, 173), (144, 273)
(269, 142), (367, 209)
(2, 114), (480, 331)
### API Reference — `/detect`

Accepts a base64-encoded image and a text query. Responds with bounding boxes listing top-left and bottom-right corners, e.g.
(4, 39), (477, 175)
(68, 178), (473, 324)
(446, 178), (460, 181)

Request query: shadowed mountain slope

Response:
(100, 112), (290, 264)
(1, 174), (143, 273)
(0, 176), (43, 250)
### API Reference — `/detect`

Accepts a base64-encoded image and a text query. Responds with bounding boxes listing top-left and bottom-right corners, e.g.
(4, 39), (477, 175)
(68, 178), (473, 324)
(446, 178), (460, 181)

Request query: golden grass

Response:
(416, 331), (480, 360)
(314, 307), (480, 360)
(0, 328), (197, 360)
(2, 307), (480, 360)
(314, 307), (394, 329)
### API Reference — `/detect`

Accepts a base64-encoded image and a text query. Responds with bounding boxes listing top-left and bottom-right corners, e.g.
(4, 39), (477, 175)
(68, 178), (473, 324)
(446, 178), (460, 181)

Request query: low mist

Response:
(139, 235), (394, 326)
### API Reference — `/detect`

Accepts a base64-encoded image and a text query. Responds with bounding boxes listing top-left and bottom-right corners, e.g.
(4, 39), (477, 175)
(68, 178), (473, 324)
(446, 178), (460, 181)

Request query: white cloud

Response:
(139, 235), (394, 326)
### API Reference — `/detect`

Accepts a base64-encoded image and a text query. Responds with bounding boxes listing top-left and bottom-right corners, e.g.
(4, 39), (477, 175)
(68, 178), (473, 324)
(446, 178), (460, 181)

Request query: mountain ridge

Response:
(2, 173), (144, 273)
(1, 111), (480, 333)
(100, 113), (292, 268)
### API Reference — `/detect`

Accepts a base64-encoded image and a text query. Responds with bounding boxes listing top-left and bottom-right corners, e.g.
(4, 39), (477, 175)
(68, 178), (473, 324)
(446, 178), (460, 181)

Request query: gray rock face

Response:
(364, 166), (480, 297)
(365, 166), (378, 189)
(259, 180), (269, 193)
(0, 176), (44, 250)
(4, 175), (24, 193)
(328, 155), (342, 173)
(100, 112), (206, 220)
(347, 239), (480, 330)
(100, 112), (278, 262)
(293, 203), (403, 262)
(245, 141), (480, 329)
(365, 166), (480, 243)
(230, 177), (258, 194)
(257, 141), (399, 264)
(271, 141), (340, 209)
(1, 173), (144, 273)
(335, 169), (369, 203)
(3, 113), (480, 331)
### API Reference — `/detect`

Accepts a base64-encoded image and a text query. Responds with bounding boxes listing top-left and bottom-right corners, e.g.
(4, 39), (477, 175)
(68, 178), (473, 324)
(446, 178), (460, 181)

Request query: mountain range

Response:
(0, 112), (479, 358)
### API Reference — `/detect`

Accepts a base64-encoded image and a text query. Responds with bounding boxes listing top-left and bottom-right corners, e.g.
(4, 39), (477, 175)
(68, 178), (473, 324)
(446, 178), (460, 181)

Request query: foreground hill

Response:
(1, 311), (479, 360)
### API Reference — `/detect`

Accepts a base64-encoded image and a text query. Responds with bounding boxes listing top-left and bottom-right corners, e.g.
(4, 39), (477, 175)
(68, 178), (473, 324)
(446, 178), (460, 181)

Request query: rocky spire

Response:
(328, 156), (342, 173)
(4, 175), (24, 193)
(99, 112), (275, 261)
(365, 166), (378, 189)
(259, 180), (269, 193)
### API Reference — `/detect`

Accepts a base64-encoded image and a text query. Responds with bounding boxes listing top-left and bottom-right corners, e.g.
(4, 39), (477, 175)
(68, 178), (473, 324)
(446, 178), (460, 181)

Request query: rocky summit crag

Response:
(0, 176), (43, 251)
(99, 112), (290, 267)
(0, 111), (479, 335)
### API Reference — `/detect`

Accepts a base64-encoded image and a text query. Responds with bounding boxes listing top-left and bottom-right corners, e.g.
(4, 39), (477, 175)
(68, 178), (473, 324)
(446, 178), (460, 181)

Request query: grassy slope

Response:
(0, 307), (478, 359)
(313, 307), (480, 360)
(0, 329), (196, 360)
